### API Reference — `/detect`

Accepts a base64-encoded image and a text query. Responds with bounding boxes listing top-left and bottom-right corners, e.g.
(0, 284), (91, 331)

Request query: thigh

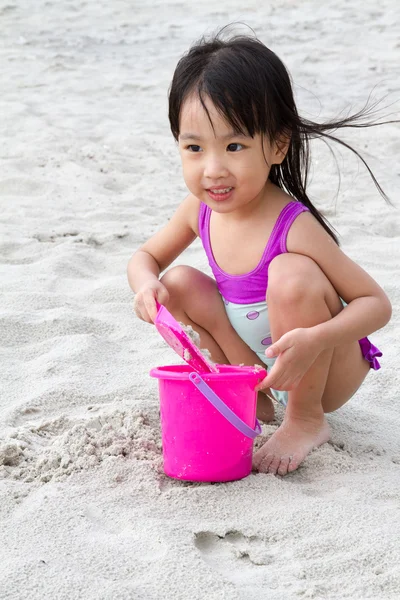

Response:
(309, 260), (371, 412)
(309, 262), (371, 412)
(322, 341), (370, 412)
(268, 253), (371, 412)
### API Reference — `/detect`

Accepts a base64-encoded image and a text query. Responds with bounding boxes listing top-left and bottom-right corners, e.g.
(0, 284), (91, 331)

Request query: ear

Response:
(273, 133), (291, 165)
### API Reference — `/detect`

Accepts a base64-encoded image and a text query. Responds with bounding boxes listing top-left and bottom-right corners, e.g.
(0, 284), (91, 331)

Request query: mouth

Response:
(206, 187), (234, 201)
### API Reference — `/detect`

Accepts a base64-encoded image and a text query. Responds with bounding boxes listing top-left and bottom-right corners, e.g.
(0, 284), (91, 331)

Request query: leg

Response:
(253, 253), (370, 476)
(160, 265), (275, 421)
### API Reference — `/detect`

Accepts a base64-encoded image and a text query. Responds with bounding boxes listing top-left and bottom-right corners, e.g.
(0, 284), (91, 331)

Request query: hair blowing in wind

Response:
(168, 27), (397, 245)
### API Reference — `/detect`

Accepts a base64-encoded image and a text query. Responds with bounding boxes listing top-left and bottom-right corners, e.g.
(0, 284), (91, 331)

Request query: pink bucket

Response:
(150, 364), (266, 482)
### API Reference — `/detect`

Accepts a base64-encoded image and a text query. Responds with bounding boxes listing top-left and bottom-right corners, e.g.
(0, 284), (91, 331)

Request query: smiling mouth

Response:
(207, 187), (233, 194)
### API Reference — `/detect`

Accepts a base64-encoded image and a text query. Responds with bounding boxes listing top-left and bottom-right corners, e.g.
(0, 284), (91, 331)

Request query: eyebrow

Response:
(179, 131), (248, 141)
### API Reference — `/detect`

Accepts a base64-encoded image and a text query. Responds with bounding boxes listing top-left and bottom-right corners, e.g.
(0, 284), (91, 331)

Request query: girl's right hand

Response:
(133, 281), (169, 323)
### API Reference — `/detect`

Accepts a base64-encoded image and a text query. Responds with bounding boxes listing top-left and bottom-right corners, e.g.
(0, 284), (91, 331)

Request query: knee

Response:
(267, 254), (323, 305)
(160, 265), (198, 296)
(160, 266), (224, 325)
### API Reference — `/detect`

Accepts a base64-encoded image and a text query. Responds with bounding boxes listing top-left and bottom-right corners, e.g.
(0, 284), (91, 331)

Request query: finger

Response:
(255, 376), (269, 392)
(144, 294), (158, 322)
(257, 376), (281, 392)
(265, 331), (295, 358)
(133, 298), (148, 322)
(133, 298), (142, 319)
(134, 297), (153, 323)
(265, 344), (278, 358)
(264, 333), (288, 358)
(269, 375), (290, 392)
(263, 367), (282, 391)
(155, 286), (170, 307)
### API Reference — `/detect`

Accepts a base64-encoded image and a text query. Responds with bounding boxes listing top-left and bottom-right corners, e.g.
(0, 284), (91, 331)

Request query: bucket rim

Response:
(149, 364), (267, 381)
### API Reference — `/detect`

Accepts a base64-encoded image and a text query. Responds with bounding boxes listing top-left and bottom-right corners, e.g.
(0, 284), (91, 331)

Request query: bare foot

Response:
(252, 415), (330, 476)
(256, 391), (275, 422)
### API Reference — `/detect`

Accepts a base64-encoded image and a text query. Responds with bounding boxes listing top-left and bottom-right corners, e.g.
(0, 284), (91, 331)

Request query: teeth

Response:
(210, 187), (232, 194)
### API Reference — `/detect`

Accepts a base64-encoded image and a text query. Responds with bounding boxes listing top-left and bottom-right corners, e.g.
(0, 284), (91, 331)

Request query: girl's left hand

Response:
(255, 327), (324, 392)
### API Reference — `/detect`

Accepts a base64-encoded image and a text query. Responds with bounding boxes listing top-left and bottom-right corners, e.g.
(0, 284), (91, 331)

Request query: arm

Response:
(286, 212), (392, 350)
(127, 194), (200, 320)
(255, 212), (392, 392)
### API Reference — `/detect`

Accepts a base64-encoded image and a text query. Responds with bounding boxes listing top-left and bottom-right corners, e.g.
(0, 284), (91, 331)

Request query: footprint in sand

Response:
(194, 530), (277, 584)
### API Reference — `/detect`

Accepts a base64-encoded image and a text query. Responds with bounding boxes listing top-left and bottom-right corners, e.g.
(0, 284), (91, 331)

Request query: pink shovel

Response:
(154, 302), (218, 374)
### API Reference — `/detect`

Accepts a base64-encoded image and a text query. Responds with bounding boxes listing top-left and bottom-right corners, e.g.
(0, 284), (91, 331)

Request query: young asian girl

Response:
(127, 29), (393, 476)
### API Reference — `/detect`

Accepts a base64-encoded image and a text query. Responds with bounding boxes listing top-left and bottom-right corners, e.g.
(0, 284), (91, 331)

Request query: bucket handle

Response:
(189, 372), (261, 439)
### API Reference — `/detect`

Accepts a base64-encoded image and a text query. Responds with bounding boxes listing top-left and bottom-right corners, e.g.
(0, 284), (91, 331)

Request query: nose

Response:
(203, 155), (229, 180)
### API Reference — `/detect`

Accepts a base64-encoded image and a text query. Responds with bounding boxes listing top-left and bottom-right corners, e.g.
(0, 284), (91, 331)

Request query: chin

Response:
(211, 202), (236, 212)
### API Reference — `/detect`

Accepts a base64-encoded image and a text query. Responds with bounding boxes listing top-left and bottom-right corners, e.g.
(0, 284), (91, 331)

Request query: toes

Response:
(257, 453), (274, 473)
(266, 455), (281, 475)
(252, 445), (269, 470)
(288, 456), (300, 473)
(277, 455), (291, 476)
(256, 453), (299, 476)
(253, 446), (294, 475)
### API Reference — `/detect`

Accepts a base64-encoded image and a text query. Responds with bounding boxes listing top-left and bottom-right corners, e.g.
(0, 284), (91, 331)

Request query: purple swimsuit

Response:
(198, 200), (382, 372)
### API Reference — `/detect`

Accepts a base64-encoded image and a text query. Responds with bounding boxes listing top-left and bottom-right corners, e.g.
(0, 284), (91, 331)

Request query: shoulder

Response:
(287, 209), (339, 255)
(285, 208), (347, 276)
(285, 205), (391, 306)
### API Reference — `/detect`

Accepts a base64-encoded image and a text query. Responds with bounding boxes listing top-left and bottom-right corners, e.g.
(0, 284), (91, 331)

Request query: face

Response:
(178, 94), (286, 214)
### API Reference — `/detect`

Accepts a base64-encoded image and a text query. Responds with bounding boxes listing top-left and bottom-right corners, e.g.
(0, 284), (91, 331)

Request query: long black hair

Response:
(168, 27), (395, 245)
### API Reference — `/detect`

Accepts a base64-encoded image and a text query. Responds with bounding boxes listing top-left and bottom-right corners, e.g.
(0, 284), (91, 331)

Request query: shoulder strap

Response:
(198, 202), (215, 264)
(278, 202), (310, 253)
(266, 201), (309, 258)
(198, 202), (207, 240)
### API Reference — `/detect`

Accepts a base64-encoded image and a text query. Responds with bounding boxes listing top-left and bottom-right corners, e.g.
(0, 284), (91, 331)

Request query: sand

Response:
(1, 1), (399, 598)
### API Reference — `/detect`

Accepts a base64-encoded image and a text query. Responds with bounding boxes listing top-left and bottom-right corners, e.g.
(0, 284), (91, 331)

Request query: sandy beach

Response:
(1, 1), (400, 598)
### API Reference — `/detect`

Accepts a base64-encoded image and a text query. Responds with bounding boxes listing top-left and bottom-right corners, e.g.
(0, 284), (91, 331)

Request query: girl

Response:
(127, 30), (392, 476)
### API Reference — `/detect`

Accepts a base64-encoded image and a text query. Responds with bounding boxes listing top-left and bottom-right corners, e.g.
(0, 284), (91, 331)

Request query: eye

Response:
(186, 145), (202, 152)
(227, 143), (244, 152)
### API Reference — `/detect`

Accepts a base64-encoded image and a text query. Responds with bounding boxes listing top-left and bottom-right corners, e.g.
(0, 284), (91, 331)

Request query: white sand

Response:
(1, 1), (400, 598)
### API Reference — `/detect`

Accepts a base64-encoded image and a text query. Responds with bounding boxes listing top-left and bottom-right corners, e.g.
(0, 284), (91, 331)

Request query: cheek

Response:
(250, 155), (271, 179)
(180, 159), (200, 191)
(237, 157), (268, 181)
(181, 157), (199, 180)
